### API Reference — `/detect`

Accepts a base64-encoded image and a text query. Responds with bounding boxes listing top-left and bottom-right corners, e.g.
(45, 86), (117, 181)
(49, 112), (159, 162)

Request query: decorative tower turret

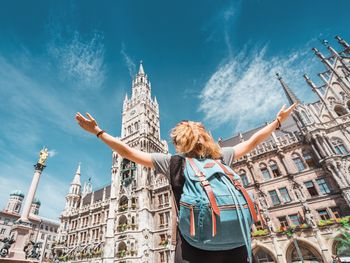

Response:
(30, 197), (41, 215)
(64, 163), (82, 213)
(6, 190), (25, 214)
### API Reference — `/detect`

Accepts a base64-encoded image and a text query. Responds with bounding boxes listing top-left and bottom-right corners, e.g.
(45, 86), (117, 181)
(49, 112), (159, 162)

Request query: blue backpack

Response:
(177, 157), (258, 262)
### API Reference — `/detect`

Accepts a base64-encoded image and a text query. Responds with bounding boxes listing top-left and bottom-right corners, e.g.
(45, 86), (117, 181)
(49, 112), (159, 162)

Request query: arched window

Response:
(289, 244), (323, 263)
(269, 160), (281, 177)
(117, 215), (128, 232)
(254, 247), (276, 263)
(118, 196), (128, 212)
(239, 169), (249, 187)
(347, 100), (350, 111)
(333, 234), (350, 260)
(292, 153), (305, 172)
(302, 150), (316, 168)
(259, 163), (271, 181)
(15, 204), (21, 213)
(134, 122), (139, 131)
(332, 138), (349, 155)
(117, 241), (127, 258)
(334, 105), (348, 116)
(301, 110), (311, 124)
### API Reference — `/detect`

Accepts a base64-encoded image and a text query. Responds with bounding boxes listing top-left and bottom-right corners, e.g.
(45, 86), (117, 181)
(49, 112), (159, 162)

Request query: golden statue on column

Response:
(38, 147), (49, 165)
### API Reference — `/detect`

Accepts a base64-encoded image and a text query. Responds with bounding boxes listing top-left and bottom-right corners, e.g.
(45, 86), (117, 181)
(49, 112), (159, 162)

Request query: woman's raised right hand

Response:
(75, 112), (102, 135)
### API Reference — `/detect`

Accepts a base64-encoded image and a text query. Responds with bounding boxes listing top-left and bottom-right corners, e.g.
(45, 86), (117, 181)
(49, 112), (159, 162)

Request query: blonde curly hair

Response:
(170, 120), (222, 159)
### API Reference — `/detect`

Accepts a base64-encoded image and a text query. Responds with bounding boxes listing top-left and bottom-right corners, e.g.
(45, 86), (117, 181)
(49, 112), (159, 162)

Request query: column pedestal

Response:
(8, 224), (34, 261)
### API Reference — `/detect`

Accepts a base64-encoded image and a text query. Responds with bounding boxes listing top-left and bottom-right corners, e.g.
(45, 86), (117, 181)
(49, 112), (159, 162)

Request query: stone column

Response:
(319, 136), (333, 156)
(313, 136), (327, 158)
(310, 143), (322, 160)
(9, 148), (48, 260)
(20, 164), (45, 223)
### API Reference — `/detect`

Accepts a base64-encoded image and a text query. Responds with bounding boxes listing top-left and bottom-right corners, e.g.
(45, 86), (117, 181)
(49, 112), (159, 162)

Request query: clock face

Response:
(131, 109), (136, 116)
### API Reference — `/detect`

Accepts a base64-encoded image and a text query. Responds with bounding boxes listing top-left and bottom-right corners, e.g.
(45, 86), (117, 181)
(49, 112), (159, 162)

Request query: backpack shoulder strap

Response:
(169, 154), (184, 247)
(213, 159), (258, 223)
(187, 158), (220, 216)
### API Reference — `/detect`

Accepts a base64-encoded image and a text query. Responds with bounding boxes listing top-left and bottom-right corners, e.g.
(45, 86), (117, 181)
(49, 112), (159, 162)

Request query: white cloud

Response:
(48, 149), (58, 158)
(121, 43), (136, 79)
(48, 30), (106, 90)
(199, 46), (315, 133)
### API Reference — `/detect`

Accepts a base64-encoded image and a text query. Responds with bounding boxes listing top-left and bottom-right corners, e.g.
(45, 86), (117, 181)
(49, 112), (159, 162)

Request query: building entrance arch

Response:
(253, 246), (277, 263)
(286, 239), (324, 263)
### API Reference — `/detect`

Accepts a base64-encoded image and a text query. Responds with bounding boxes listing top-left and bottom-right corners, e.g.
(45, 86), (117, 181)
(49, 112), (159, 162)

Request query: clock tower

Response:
(106, 61), (172, 263)
(121, 61), (167, 154)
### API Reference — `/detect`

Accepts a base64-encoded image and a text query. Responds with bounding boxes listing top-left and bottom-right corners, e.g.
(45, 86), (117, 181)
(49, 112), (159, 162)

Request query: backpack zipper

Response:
(180, 201), (247, 210)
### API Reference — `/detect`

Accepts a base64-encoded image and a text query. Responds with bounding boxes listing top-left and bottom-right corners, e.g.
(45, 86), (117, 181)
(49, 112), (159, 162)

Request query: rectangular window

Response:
(304, 181), (318, 197)
(241, 174), (249, 186)
(316, 178), (331, 194)
(303, 152), (316, 168)
(159, 213), (164, 226)
(293, 158), (305, 172)
(318, 209), (330, 220)
(160, 252), (165, 263)
(4, 218), (9, 225)
(278, 216), (289, 228)
(164, 193), (169, 205)
(270, 164), (281, 177)
(268, 190), (281, 206)
(255, 221), (263, 230)
(289, 214), (301, 226)
(158, 195), (163, 207)
(278, 187), (291, 203)
(330, 207), (342, 219)
(0, 229), (5, 234)
(261, 168), (271, 181)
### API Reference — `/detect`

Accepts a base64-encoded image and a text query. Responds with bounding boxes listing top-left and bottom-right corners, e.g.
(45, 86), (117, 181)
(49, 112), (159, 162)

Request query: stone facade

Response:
(0, 190), (60, 262)
(56, 36), (350, 263)
(219, 36), (350, 263)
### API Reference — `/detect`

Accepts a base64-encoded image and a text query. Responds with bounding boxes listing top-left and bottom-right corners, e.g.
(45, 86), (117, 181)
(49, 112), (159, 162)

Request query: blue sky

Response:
(0, 0), (349, 220)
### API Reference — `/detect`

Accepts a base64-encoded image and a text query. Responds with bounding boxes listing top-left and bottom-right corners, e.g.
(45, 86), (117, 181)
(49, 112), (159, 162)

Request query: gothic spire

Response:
(276, 73), (301, 106)
(72, 162), (81, 185)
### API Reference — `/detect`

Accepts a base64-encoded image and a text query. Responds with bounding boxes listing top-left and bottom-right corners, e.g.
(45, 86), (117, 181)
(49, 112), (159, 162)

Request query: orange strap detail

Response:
(214, 160), (258, 223)
(212, 209), (217, 237)
(190, 205), (195, 237)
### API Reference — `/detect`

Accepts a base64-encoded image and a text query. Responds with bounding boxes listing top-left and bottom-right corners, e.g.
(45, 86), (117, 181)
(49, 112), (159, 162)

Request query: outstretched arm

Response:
(232, 103), (298, 160)
(75, 112), (155, 168)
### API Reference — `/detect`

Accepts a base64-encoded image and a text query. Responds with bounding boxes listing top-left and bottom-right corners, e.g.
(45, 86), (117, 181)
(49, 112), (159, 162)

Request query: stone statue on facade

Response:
(293, 183), (306, 202)
(24, 241), (42, 260)
(304, 210), (317, 228)
(0, 236), (15, 257)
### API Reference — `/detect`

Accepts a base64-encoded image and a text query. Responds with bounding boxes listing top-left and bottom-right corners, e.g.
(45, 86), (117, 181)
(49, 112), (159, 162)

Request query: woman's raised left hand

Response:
(276, 102), (298, 123)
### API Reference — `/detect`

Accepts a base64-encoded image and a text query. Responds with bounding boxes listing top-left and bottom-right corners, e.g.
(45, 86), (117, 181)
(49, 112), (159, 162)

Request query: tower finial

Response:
(335, 35), (350, 51)
(138, 60), (145, 75)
